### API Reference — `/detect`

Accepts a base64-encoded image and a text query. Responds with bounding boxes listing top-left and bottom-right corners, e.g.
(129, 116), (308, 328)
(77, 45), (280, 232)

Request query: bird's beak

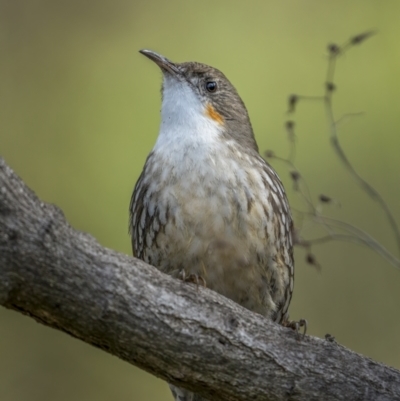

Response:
(139, 49), (180, 75)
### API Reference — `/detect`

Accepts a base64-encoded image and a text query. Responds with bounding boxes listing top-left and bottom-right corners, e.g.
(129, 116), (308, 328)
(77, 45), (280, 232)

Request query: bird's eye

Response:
(205, 81), (217, 92)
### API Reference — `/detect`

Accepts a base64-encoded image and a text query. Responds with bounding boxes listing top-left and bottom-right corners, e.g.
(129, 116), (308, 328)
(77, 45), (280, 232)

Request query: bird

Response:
(129, 49), (299, 401)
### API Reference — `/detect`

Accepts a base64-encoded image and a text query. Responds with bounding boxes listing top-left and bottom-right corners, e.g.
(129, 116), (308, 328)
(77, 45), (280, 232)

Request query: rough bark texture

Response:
(0, 156), (399, 401)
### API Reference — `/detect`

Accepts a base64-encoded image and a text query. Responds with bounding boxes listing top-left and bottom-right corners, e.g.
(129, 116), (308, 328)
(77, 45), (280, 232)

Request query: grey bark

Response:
(0, 156), (399, 401)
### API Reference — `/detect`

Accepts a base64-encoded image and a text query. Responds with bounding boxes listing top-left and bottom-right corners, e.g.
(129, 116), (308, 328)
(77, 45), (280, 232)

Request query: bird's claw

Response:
(282, 318), (308, 338)
(179, 271), (207, 289)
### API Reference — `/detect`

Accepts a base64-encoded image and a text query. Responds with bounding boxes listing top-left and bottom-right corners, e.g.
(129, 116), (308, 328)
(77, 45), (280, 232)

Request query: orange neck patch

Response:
(205, 103), (224, 125)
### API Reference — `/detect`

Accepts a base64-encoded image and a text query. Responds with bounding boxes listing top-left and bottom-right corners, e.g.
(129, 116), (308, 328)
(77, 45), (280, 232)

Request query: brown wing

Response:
(259, 156), (294, 323)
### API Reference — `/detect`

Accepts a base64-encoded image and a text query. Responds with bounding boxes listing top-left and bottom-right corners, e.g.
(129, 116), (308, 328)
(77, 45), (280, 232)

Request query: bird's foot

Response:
(282, 318), (308, 338)
(179, 271), (207, 289)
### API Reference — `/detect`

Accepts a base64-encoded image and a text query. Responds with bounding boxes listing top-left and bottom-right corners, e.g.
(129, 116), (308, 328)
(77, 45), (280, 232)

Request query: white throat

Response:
(152, 76), (223, 158)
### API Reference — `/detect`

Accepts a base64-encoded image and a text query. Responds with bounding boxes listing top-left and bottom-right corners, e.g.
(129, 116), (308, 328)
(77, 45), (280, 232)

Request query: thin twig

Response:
(268, 31), (400, 270)
(324, 32), (400, 257)
(307, 213), (400, 268)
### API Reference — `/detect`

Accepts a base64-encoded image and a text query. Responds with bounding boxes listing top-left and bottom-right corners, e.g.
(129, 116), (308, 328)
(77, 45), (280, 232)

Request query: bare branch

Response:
(324, 31), (400, 257)
(269, 31), (400, 269)
(1, 158), (400, 400)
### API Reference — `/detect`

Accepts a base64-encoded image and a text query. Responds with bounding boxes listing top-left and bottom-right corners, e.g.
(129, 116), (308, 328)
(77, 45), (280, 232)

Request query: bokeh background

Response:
(1, 1), (400, 400)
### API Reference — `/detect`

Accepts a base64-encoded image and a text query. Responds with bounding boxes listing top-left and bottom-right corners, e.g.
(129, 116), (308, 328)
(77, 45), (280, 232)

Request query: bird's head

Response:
(140, 49), (258, 153)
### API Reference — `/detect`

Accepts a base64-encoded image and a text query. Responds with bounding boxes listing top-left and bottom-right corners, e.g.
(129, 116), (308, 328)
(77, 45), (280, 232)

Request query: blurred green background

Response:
(1, 1), (400, 400)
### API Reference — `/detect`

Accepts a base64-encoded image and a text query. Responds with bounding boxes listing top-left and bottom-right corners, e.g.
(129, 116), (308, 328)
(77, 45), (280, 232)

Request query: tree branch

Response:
(0, 156), (399, 401)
